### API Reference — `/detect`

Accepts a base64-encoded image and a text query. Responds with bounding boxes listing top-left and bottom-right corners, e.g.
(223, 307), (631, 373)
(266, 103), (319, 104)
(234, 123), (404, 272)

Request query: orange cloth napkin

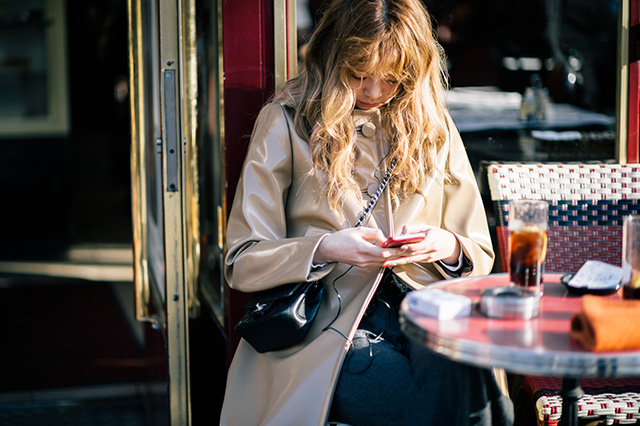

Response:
(570, 295), (640, 352)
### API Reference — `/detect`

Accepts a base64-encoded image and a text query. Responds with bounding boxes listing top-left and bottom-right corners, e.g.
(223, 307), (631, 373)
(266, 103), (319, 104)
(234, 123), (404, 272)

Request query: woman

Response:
(221, 0), (512, 424)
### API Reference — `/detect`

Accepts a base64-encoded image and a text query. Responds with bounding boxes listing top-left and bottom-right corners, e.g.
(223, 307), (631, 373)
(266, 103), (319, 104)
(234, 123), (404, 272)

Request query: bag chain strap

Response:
(322, 158), (397, 341)
(353, 158), (397, 228)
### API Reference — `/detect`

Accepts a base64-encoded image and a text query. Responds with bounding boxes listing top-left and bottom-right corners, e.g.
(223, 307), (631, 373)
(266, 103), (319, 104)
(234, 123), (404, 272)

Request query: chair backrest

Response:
(487, 163), (640, 273)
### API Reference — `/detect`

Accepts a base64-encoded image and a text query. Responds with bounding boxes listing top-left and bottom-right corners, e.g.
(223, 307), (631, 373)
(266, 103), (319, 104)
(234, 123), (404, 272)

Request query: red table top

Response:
(400, 273), (640, 378)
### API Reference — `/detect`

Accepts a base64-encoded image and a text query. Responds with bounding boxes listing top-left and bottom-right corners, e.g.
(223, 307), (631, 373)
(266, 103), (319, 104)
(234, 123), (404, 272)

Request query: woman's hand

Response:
(381, 224), (461, 268)
(313, 227), (387, 268)
(313, 225), (461, 269)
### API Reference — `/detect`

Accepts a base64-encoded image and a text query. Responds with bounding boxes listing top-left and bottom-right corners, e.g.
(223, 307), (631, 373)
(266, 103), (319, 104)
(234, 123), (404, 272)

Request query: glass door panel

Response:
(194, 0), (226, 330)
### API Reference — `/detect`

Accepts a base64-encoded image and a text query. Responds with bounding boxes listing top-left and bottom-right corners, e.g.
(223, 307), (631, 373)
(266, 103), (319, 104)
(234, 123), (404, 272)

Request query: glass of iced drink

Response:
(623, 215), (640, 299)
(508, 200), (548, 294)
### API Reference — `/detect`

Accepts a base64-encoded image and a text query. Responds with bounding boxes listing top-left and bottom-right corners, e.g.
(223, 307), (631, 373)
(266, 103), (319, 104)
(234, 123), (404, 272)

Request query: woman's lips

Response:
(358, 101), (380, 109)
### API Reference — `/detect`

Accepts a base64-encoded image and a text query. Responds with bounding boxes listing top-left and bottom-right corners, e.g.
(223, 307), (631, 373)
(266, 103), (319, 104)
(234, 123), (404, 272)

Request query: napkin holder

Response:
(406, 288), (472, 320)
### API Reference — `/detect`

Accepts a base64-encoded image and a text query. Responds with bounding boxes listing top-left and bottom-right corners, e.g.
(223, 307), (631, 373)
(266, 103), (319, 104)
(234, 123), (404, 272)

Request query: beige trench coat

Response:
(221, 102), (494, 426)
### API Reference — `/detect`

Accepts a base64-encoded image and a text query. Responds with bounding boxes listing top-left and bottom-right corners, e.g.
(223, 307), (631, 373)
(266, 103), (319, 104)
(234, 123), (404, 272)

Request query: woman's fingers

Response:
(315, 225), (459, 268)
(314, 227), (386, 266)
(382, 226), (460, 267)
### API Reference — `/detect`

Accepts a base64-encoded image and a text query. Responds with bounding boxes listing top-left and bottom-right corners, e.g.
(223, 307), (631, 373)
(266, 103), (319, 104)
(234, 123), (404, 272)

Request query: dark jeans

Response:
(329, 278), (514, 426)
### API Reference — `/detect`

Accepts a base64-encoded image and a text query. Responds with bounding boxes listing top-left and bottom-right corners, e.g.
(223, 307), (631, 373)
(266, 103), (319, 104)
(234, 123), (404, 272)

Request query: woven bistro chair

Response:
(487, 162), (640, 426)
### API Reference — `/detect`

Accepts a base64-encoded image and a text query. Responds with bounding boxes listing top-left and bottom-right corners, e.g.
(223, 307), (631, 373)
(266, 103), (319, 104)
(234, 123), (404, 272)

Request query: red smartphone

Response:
(381, 232), (426, 248)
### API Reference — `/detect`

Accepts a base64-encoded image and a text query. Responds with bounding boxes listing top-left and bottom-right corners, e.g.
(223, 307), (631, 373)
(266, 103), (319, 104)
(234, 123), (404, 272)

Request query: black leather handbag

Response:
(234, 159), (397, 353)
(234, 280), (325, 353)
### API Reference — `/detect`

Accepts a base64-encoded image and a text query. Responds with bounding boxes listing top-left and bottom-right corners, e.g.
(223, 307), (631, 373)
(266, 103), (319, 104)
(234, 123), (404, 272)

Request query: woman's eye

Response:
(386, 79), (399, 85)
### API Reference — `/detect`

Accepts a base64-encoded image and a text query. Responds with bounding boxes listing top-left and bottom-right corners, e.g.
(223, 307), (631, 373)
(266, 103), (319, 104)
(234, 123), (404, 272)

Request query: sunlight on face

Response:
(349, 71), (401, 110)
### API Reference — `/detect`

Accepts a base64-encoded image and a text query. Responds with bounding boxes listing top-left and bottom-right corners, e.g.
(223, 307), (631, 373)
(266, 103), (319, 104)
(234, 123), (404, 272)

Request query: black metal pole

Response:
(558, 377), (584, 426)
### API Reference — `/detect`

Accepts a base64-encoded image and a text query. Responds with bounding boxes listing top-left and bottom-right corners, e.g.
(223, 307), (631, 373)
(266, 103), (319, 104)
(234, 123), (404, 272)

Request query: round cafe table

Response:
(399, 273), (640, 426)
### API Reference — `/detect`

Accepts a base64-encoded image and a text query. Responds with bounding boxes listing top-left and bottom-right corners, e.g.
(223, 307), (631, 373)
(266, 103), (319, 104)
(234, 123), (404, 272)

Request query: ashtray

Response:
(480, 286), (541, 319)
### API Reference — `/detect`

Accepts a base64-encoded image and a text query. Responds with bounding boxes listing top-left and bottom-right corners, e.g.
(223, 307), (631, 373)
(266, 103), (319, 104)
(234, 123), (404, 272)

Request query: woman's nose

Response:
(364, 80), (383, 99)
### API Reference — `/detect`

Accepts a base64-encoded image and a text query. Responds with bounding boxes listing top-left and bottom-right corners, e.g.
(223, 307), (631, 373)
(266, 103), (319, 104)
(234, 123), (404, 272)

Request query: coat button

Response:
(361, 122), (376, 138)
(368, 183), (379, 197)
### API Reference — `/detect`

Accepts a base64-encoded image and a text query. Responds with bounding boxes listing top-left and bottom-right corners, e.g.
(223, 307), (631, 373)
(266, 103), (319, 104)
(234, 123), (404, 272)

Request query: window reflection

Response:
(429, 0), (618, 114)
(196, 0), (226, 325)
(0, 1), (48, 118)
(296, 0), (619, 170)
(0, 0), (69, 136)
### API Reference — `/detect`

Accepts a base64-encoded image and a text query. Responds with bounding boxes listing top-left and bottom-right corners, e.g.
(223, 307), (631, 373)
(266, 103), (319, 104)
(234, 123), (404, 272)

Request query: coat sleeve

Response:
(224, 103), (333, 293)
(438, 116), (495, 277)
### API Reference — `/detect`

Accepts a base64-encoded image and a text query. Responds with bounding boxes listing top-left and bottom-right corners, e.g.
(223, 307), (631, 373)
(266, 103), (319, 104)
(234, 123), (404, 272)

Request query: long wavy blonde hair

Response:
(276, 0), (450, 213)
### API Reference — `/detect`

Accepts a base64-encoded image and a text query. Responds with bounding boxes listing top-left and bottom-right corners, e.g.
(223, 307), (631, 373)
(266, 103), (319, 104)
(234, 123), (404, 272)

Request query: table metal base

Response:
(558, 377), (584, 426)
